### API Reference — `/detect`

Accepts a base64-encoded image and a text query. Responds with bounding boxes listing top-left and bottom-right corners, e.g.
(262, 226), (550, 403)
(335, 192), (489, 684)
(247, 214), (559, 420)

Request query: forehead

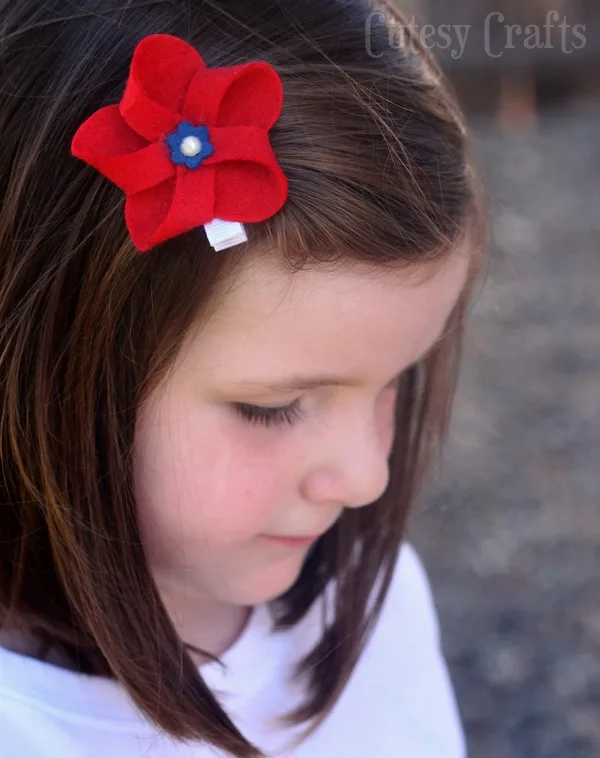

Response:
(180, 251), (470, 385)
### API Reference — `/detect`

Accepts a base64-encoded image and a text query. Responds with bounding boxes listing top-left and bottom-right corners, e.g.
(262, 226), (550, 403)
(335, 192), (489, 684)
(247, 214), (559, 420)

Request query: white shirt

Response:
(0, 543), (466, 757)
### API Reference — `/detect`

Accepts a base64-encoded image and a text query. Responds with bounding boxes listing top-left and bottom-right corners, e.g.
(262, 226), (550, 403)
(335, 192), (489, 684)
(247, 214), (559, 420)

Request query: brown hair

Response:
(0, 0), (487, 755)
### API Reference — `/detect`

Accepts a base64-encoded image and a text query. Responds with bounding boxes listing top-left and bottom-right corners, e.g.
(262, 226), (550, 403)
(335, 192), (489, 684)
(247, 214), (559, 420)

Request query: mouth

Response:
(261, 516), (339, 549)
(260, 534), (322, 549)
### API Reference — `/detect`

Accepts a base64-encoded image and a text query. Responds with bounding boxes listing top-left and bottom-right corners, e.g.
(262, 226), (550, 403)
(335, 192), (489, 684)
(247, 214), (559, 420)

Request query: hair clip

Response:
(70, 33), (288, 253)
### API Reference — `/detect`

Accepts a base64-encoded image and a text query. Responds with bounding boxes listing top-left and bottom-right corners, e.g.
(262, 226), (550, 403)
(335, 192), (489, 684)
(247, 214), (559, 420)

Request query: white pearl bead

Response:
(180, 136), (202, 157)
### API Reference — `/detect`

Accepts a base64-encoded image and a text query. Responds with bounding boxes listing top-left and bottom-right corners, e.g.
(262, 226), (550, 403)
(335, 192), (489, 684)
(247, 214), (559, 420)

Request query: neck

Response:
(155, 579), (253, 665)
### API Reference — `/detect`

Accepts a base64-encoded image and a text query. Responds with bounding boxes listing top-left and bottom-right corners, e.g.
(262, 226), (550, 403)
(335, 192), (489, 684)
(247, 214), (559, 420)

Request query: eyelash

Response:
(233, 376), (403, 430)
(234, 399), (305, 428)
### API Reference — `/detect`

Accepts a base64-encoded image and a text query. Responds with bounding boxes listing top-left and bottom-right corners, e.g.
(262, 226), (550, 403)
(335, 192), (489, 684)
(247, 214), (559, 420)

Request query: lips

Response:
(261, 534), (319, 547)
(262, 517), (340, 547)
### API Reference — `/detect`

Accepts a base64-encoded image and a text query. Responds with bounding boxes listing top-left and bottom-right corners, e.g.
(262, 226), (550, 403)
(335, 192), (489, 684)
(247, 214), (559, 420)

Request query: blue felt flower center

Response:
(166, 121), (214, 169)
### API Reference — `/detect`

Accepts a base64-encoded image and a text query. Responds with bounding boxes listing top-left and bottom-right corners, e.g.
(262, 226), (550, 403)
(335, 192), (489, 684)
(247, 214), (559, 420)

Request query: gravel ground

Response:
(410, 98), (600, 758)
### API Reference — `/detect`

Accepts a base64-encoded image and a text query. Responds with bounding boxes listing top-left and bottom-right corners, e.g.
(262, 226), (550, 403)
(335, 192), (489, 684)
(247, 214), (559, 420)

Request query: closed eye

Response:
(233, 399), (305, 428)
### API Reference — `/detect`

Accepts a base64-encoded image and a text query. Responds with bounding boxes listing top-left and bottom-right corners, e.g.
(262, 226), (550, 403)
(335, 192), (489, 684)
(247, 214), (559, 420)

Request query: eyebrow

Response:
(231, 330), (446, 394)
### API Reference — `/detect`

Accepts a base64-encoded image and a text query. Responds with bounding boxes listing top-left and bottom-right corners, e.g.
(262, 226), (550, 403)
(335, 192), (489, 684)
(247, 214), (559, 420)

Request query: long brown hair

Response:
(0, 1), (487, 755)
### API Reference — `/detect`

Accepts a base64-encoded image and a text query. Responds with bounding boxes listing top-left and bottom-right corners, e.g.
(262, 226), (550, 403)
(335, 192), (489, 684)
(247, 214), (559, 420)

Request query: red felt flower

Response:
(70, 34), (288, 252)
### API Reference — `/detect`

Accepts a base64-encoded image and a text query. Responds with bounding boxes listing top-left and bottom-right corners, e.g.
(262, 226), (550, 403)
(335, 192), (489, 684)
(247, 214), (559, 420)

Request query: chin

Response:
(223, 555), (305, 606)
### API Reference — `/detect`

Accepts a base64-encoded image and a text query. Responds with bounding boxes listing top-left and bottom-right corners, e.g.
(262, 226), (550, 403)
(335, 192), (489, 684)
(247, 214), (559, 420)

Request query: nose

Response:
(300, 394), (395, 510)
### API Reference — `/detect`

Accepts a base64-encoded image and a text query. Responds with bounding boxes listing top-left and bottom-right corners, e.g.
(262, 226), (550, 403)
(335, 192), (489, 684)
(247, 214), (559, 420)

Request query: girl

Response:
(0, 1), (486, 756)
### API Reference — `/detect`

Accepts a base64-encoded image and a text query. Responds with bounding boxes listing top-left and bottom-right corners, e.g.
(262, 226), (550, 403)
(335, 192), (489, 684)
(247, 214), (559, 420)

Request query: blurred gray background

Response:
(393, 1), (600, 756)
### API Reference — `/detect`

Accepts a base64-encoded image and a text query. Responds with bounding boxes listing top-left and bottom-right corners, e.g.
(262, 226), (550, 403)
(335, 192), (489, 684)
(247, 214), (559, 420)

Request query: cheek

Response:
(133, 403), (293, 551)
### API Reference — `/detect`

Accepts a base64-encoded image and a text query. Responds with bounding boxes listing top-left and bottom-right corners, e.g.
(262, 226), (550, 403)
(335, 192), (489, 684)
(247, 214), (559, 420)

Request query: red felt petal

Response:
(120, 34), (205, 141)
(72, 105), (147, 155)
(124, 178), (176, 252)
(204, 125), (278, 166)
(183, 62), (283, 129)
(145, 165), (216, 249)
(71, 105), (175, 194)
(213, 160), (288, 222)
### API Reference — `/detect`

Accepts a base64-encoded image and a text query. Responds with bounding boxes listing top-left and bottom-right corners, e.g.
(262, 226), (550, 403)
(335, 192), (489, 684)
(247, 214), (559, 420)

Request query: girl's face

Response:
(133, 252), (469, 608)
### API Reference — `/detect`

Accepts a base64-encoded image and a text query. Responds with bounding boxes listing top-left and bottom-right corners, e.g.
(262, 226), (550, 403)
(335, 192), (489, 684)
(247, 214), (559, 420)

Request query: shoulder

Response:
(357, 541), (445, 672)
(376, 541), (442, 646)
(0, 653), (63, 756)
(354, 542), (467, 758)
